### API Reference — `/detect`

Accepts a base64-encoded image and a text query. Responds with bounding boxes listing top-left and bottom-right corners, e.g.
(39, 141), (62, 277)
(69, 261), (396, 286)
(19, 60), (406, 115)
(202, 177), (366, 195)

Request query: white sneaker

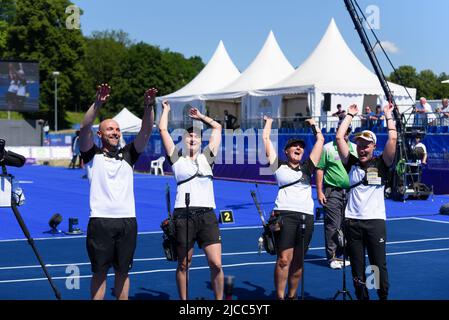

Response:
(338, 259), (351, 267)
(330, 260), (342, 269)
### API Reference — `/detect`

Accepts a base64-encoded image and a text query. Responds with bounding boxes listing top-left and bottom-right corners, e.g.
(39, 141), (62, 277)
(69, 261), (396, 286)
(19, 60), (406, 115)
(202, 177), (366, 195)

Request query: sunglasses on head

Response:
(355, 131), (374, 140)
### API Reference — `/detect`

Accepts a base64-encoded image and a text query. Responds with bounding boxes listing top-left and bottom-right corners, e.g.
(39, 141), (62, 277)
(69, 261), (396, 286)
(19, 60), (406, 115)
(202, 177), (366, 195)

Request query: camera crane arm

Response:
(343, 0), (411, 199)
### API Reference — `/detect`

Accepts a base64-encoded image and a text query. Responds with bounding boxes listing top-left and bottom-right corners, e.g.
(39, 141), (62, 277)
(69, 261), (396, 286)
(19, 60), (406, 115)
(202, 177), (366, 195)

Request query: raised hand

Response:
(305, 118), (317, 126)
(144, 87), (158, 107)
(161, 99), (171, 111)
(95, 83), (111, 105)
(189, 107), (203, 120)
(263, 114), (273, 122)
(384, 102), (394, 116)
(348, 104), (359, 115)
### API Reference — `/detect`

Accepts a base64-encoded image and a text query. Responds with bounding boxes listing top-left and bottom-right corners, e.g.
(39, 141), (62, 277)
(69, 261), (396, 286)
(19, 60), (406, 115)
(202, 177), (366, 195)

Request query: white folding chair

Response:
(150, 156), (165, 176)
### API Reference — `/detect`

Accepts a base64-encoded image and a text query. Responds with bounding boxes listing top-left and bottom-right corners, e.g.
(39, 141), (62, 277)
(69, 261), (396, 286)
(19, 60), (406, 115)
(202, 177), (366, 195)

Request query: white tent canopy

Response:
(204, 31), (294, 100)
(442, 80), (449, 84)
(156, 41), (240, 123)
(93, 107), (142, 133)
(202, 31), (295, 125)
(258, 19), (417, 118)
(163, 40), (240, 100)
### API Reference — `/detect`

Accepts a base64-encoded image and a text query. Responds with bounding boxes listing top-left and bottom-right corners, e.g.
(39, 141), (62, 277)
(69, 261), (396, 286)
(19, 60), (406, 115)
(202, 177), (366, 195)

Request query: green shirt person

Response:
(315, 125), (357, 269)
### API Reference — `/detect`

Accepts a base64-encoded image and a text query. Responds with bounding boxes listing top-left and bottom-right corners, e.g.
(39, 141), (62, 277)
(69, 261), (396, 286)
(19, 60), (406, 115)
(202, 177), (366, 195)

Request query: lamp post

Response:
(52, 71), (60, 132)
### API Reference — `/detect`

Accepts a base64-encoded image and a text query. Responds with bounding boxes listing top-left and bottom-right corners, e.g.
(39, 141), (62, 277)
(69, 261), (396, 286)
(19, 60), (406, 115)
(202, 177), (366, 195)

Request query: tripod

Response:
(1, 166), (61, 300)
(333, 191), (352, 300)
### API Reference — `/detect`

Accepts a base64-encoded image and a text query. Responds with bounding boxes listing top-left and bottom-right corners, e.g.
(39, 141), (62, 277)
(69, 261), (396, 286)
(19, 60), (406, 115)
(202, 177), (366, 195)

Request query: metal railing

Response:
(164, 112), (449, 132)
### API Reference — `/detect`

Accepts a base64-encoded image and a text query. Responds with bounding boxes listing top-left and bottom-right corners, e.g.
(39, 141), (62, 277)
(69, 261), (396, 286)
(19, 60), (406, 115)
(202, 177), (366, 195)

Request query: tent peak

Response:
(162, 40), (240, 98)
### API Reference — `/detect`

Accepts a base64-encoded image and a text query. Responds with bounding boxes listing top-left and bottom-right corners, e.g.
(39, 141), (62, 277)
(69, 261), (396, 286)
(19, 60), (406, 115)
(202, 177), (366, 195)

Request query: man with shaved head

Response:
(80, 84), (158, 300)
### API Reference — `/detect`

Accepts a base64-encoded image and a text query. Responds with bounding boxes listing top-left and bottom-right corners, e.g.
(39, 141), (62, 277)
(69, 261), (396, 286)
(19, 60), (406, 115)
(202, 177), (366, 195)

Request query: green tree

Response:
(437, 72), (449, 100)
(108, 42), (164, 117)
(388, 66), (449, 100)
(0, 0), (16, 56)
(5, 0), (88, 129)
(106, 42), (204, 118)
(416, 69), (440, 99)
(82, 30), (131, 116)
(388, 65), (418, 89)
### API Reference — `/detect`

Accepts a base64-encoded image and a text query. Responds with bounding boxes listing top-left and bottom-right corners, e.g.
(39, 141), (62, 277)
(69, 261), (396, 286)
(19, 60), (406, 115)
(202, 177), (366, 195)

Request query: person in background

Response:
(361, 106), (374, 130)
(332, 104), (344, 119)
(411, 135), (427, 165)
(224, 110), (237, 130)
(69, 130), (82, 169)
(414, 97), (432, 127)
(372, 105), (385, 129)
(316, 120), (356, 269)
(440, 98), (449, 125)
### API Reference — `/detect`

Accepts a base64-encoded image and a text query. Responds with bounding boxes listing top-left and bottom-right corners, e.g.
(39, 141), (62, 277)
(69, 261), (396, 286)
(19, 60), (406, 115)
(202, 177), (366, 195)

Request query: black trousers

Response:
(323, 186), (346, 261)
(344, 218), (389, 300)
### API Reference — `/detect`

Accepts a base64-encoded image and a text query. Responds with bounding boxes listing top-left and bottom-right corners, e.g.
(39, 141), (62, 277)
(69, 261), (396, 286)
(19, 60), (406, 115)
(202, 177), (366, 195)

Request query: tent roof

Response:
(263, 19), (415, 98)
(205, 31), (294, 99)
(442, 80), (449, 84)
(93, 108), (142, 133)
(163, 41), (240, 99)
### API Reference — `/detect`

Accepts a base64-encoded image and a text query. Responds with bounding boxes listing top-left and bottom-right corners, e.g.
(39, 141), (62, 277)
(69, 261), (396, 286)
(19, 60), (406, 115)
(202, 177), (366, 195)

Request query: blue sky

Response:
(72, 0), (449, 76)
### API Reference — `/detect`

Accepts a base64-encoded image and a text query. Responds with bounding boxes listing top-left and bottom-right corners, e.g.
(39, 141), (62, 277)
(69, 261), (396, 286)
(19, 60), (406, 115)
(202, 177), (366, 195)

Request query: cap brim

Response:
(285, 140), (306, 149)
(355, 136), (375, 143)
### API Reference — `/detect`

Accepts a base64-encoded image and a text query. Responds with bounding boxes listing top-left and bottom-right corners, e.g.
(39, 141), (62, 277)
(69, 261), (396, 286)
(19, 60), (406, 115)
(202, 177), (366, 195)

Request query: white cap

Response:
(355, 130), (377, 144)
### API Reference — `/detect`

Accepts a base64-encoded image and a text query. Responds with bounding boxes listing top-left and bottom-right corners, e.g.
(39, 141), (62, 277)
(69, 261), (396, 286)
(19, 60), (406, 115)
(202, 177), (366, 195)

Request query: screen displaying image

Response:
(0, 61), (39, 111)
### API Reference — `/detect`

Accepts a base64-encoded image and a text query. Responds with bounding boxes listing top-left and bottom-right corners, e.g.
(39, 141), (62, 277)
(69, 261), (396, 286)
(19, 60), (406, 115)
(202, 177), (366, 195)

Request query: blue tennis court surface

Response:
(0, 165), (449, 300)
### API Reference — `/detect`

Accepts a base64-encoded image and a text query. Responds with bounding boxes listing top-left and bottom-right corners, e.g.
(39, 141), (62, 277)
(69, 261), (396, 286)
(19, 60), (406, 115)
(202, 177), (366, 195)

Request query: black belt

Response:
(324, 184), (346, 192)
(173, 207), (213, 218)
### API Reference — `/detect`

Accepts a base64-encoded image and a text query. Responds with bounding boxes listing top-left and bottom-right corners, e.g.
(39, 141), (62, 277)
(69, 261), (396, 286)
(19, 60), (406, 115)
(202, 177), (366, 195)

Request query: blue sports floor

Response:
(0, 165), (448, 300)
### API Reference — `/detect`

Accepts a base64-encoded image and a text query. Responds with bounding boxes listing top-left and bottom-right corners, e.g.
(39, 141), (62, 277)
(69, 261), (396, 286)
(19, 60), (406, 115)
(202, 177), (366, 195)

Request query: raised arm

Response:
(79, 84), (110, 152)
(262, 115), (277, 165)
(158, 100), (175, 157)
(305, 118), (324, 167)
(381, 103), (397, 167)
(189, 107), (222, 156)
(336, 104), (357, 165)
(134, 88), (157, 153)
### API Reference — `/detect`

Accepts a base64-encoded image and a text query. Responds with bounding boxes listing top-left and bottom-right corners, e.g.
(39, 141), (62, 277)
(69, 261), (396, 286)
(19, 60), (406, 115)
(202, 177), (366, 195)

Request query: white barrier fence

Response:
(7, 146), (72, 161)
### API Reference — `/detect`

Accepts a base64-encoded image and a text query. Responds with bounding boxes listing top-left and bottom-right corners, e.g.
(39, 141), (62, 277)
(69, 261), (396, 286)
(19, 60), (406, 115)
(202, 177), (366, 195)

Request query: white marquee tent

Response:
(203, 31), (294, 126)
(255, 19), (417, 123)
(93, 107), (142, 133)
(156, 41), (240, 124)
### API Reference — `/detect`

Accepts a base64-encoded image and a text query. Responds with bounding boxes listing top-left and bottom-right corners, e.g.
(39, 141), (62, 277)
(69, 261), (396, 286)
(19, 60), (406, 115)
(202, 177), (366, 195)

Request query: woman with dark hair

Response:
(262, 115), (324, 300)
(158, 100), (224, 300)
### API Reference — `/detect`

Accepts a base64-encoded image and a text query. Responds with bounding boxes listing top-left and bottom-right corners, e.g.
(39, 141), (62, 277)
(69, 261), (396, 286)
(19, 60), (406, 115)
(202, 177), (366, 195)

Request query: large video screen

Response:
(0, 61), (39, 111)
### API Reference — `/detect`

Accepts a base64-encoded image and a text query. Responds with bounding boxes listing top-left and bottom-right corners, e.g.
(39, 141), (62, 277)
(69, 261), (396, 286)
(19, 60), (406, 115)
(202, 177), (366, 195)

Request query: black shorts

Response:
(173, 207), (221, 250)
(273, 211), (314, 253)
(86, 218), (137, 274)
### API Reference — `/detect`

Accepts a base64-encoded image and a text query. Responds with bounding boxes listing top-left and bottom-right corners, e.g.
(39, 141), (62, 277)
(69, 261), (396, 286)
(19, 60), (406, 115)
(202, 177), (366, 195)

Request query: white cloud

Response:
(375, 41), (399, 54)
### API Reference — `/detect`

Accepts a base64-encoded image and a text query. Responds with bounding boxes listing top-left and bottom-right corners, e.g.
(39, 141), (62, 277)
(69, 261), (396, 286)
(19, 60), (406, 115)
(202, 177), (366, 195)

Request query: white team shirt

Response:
(344, 154), (389, 220)
(273, 158), (315, 215)
(169, 147), (216, 209)
(81, 143), (140, 218)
